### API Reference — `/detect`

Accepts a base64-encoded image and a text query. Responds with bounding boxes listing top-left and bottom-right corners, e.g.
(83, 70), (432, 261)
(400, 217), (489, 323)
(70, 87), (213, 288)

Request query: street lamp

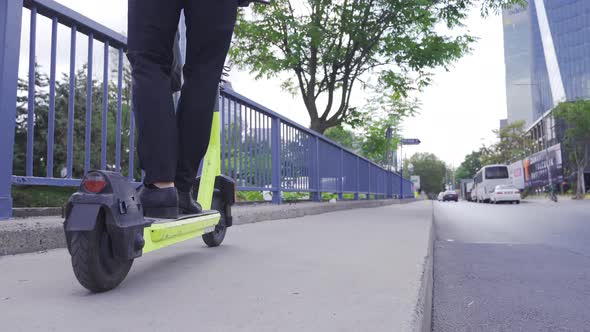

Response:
(399, 138), (421, 199)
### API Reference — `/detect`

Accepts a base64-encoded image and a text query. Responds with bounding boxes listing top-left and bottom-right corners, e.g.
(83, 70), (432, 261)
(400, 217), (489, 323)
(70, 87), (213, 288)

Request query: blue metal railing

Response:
(0, 0), (414, 219)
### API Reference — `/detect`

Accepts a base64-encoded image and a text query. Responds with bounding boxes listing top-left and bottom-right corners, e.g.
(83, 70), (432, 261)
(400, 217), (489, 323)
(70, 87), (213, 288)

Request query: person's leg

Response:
(127, 0), (183, 187)
(174, 1), (238, 194)
(127, 0), (183, 218)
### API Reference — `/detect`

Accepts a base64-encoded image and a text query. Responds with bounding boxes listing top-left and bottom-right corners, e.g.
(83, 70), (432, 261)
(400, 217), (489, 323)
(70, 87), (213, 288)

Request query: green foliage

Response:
(321, 192), (338, 201)
(283, 192), (309, 201)
(12, 186), (76, 207)
(357, 113), (403, 168)
(324, 125), (355, 150)
(467, 120), (532, 167)
(407, 152), (447, 194)
(456, 150), (483, 180)
(236, 190), (264, 202)
(553, 100), (590, 199)
(231, 0), (524, 133)
(492, 120), (531, 163)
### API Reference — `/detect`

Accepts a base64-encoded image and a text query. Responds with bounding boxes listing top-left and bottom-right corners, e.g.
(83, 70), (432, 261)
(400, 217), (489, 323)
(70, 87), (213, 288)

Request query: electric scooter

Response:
(63, 90), (234, 293)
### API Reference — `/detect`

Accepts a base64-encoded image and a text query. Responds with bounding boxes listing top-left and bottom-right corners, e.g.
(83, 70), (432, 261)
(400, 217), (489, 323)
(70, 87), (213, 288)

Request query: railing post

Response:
(353, 157), (359, 200)
(271, 117), (282, 204)
(0, 0), (23, 220)
(338, 148), (344, 200)
(310, 137), (321, 202)
(367, 164), (371, 200)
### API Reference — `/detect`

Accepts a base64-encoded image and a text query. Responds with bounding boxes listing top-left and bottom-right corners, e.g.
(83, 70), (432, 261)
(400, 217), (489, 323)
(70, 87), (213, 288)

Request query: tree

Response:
(553, 100), (590, 199)
(13, 62), (138, 179)
(324, 125), (356, 150)
(407, 152), (447, 195)
(231, 0), (524, 133)
(455, 150), (483, 181)
(357, 113), (400, 169)
(493, 120), (531, 163)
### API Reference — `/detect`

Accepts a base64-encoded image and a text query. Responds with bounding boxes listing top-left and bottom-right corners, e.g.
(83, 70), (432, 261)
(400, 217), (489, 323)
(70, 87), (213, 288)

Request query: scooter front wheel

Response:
(69, 212), (133, 293)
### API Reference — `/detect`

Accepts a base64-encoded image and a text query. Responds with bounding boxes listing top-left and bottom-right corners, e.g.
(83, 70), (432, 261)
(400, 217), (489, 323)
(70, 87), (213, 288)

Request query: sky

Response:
(20, 0), (507, 167)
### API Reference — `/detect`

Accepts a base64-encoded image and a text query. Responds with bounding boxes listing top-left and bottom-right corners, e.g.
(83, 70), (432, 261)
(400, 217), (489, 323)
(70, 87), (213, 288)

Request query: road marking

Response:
(446, 239), (455, 242)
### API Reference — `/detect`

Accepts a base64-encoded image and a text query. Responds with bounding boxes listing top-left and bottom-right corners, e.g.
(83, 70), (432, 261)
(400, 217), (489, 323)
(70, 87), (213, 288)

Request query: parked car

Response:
(490, 185), (521, 204)
(442, 190), (458, 202)
(437, 192), (444, 201)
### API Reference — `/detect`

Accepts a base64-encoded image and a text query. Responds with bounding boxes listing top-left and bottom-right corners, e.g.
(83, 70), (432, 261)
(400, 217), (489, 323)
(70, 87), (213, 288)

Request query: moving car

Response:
(490, 184), (521, 204)
(442, 190), (459, 202)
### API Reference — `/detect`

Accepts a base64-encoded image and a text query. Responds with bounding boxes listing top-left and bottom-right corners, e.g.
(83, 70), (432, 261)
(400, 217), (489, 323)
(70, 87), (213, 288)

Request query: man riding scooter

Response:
(127, 1), (249, 219)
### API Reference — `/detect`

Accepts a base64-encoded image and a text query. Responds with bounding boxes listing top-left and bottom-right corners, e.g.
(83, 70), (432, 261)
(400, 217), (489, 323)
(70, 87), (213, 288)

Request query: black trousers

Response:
(127, 0), (238, 192)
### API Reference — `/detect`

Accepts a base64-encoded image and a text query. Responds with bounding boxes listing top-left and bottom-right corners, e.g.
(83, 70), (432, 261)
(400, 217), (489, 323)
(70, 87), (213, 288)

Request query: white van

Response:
(472, 164), (511, 203)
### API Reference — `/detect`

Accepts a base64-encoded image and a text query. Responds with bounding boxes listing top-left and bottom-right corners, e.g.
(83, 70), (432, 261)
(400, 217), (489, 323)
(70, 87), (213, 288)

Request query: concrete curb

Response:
(411, 200), (435, 332)
(1, 198), (417, 256)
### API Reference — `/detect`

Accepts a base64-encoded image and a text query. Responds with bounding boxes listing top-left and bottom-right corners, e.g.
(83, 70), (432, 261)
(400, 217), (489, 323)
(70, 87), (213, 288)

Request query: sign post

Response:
(399, 138), (421, 199)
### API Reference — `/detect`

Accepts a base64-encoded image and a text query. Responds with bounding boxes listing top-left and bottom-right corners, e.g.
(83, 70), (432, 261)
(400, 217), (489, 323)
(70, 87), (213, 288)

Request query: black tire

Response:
(69, 212), (133, 293)
(202, 197), (227, 247)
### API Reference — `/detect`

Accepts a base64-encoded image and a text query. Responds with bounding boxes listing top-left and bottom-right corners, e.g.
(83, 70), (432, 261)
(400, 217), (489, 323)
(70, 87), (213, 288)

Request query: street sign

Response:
(401, 138), (421, 145)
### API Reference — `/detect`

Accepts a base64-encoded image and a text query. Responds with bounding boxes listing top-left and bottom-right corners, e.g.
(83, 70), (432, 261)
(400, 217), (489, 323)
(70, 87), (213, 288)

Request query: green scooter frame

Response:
(63, 92), (235, 293)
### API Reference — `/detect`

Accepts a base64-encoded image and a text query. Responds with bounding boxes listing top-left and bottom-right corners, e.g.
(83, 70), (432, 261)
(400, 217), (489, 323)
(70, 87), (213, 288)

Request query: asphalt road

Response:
(432, 199), (590, 332)
(0, 202), (432, 332)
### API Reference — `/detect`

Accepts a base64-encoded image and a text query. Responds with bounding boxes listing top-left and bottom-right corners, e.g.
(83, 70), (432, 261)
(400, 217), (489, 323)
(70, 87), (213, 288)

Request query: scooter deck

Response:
(142, 210), (221, 254)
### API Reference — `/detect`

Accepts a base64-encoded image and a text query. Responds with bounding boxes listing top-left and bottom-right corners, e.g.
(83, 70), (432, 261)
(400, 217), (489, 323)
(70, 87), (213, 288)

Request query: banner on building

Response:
(509, 160), (525, 190)
(523, 143), (564, 188)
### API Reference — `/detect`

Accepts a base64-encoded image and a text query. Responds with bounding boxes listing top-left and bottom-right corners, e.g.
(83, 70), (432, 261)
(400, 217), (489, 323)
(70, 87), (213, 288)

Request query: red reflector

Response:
(83, 173), (106, 193)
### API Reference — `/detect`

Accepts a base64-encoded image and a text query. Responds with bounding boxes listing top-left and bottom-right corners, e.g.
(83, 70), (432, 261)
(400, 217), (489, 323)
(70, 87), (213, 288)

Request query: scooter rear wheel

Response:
(69, 212), (133, 292)
(202, 197), (227, 247)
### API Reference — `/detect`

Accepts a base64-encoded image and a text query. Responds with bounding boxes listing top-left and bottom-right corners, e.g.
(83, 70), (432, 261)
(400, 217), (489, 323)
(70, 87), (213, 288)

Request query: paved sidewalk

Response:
(0, 201), (433, 332)
(0, 198), (416, 256)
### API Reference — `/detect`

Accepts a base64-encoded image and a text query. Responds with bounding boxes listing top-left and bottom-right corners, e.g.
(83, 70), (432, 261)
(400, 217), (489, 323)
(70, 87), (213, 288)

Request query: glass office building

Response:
(503, 0), (590, 126)
(503, 0), (590, 188)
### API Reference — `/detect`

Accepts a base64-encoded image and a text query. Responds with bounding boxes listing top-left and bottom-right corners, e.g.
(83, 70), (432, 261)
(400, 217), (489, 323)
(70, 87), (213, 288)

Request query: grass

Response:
(12, 185), (385, 208)
(12, 186), (77, 208)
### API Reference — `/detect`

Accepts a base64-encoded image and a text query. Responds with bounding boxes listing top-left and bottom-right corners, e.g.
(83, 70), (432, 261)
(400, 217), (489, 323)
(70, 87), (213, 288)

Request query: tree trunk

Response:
(310, 119), (327, 135)
(577, 165), (585, 199)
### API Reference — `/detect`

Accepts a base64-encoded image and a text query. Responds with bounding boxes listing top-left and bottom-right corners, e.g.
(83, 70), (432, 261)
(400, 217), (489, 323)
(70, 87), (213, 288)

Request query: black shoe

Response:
(139, 185), (179, 219)
(178, 190), (202, 215)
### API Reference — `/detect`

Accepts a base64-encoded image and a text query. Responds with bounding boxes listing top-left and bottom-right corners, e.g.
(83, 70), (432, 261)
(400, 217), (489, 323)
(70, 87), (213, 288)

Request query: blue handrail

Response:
(0, 0), (414, 220)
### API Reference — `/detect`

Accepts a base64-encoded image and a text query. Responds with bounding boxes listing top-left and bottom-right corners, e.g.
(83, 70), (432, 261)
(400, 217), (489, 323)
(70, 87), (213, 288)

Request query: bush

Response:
(236, 191), (264, 202)
(12, 186), (77, 207)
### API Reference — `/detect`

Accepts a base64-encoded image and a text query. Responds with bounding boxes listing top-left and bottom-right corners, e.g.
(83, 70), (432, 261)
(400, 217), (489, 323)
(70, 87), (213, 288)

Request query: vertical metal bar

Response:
(289, 127), (293, 190)
(254, 110), (259, 187)
(0, 0), (24, 219)
(66, 25), (76, 178)
(355, 156), (359, 200)
(271, 117), (282, 204)
(399, 143), (403, 198)
(311, 137), (321, 201)
(115, 48), (123, 172)
(101, 40), (109, 170)
(128, 99), (135, 181)
(232, 100), (237, 179)
(26, 6), (37, 177)
(368, 163), (371, 199)
(46, 16), (58, 178)
(338, 148), (344, 200)
(265, 116), (269, 186)
(220, 96), (226, 175)
(248, 107), (252, 187)
(238, 104), (242, 186)
(84, 34), (94, 174)
(67, 25), (77, 178)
